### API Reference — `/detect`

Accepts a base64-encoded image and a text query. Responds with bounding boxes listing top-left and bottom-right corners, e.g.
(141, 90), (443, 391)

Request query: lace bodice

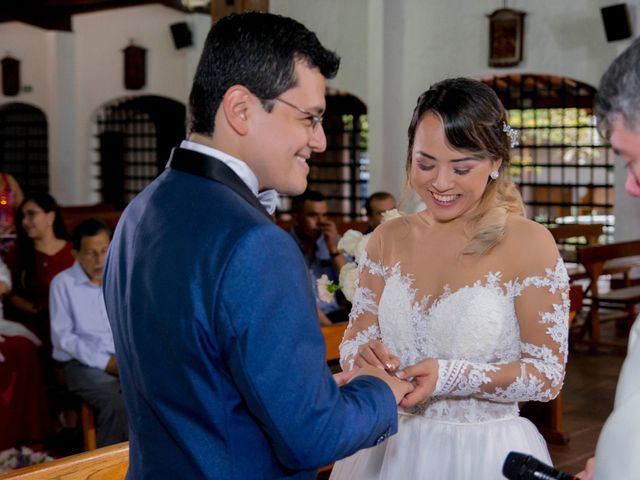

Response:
(339, 214), (570, 423)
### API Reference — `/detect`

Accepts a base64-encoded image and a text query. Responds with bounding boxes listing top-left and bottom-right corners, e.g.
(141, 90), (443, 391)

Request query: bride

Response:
(330, 78), (570, 479)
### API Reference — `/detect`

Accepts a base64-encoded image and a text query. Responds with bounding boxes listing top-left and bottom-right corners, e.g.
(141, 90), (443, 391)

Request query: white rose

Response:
(339, 262), (358, 302)
(354, 233), (371, 263)
(337, 229), (363, 257)
(381, 208), (402, 223)
(316, 274), (335, 304)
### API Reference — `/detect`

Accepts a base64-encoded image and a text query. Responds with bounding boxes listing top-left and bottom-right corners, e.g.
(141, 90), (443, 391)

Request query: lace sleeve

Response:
(434, 257), (570, 403)
(339, 236), (387, 371)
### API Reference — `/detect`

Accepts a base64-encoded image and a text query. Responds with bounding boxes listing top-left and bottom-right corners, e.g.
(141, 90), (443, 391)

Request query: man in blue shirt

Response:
(290, 190), (349, 323)
(50, 218), (127, 447)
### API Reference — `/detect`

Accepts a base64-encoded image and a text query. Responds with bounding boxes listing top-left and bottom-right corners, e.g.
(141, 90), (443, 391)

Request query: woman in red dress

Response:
(5, 193), (73, 352)
(0, 333), (51, 450)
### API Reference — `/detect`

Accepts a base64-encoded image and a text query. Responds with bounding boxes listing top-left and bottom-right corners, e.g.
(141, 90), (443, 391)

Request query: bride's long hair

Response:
(405, 78), (525, 256)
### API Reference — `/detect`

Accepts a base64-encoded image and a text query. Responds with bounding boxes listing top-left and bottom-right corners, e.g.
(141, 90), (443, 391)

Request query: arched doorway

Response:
(91, 95), (186, 207)
(0, 102), (49, 195)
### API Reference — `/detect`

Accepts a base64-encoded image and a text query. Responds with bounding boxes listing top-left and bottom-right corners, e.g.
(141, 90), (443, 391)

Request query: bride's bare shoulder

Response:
(503, 215), (559, 265)
(505, 214), (554, 243)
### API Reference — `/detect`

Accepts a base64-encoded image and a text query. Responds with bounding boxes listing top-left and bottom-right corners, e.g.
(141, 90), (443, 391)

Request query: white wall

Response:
(47, 30), (77, 204)
(0, 22), (51, 111)
(0, 6), (210, 204)
(73, 5), (209, 204)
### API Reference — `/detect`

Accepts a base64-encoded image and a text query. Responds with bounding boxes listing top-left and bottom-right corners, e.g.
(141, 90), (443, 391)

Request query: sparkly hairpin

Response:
(503, 122), (519, 148)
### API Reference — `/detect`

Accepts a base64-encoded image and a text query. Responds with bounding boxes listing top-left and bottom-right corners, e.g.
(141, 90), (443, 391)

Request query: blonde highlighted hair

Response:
(405, 78), (525, 256)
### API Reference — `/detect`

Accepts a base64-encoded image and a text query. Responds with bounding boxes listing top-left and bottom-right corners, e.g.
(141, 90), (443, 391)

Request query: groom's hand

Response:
(352, 365), (414, 404)
(396, 358), (439, 408)
(333, 369), (358, 387)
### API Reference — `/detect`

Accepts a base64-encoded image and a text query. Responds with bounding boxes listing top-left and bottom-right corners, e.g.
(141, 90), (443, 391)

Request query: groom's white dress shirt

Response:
(594, 317), (640, 478)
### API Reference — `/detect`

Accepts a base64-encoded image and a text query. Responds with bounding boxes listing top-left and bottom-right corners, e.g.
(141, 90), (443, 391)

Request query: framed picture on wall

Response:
(488, 8), (526, 68)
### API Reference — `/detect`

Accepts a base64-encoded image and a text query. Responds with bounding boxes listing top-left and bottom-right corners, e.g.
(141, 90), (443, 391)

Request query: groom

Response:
(103, 12), (412, 479)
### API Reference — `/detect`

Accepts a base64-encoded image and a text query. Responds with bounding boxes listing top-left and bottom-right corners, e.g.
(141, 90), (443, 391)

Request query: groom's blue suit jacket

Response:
(103, 148), (397, 479)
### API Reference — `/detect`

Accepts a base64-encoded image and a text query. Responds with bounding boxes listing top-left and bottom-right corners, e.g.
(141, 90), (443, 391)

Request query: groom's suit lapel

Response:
(168, 147), (273, 222)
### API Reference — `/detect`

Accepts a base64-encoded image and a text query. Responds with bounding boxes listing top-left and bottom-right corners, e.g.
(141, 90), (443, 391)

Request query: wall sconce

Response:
(487, 7), (526, 68)
(123, 43), (146, 90)
(2, 56), (21, 96)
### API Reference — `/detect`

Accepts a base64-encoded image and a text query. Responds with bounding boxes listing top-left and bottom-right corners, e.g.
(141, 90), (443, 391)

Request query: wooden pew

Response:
(521, 284), (583, 445)
(321, 322), (348, 363)
(548, 223), (604, 280)
(60, 204), (122, 232)
(317, 322), (348, 478)
(577, 239), (640, 350)
(0, 442), (128, 480)
(548, 223), (604, 246)
(277, 219), (369, 236)
(80, 402), (97, 452)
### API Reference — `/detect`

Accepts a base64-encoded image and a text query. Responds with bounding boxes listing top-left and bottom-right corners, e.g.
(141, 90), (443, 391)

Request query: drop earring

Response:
(490, 170), (500, 180)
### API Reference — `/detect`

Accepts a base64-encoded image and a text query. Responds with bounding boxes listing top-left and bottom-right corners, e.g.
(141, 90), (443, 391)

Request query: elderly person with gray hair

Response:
(577, 36), (640, 480)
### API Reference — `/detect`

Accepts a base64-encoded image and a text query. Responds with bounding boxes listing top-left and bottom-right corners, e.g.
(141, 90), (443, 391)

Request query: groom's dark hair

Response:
(188, 11), (340, 136)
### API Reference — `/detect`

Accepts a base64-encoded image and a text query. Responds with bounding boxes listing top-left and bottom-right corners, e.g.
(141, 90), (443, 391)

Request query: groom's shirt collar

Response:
(179, 140), (278, 214)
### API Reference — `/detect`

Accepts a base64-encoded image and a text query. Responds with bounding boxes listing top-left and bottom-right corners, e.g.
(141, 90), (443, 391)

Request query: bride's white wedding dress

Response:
(330, 214), (570, 480)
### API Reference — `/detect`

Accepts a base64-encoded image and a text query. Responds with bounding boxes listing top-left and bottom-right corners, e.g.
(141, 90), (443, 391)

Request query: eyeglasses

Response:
(275, 97), (324, 131)
(22, 209), (45, 219)
(80, 247), (109, 260)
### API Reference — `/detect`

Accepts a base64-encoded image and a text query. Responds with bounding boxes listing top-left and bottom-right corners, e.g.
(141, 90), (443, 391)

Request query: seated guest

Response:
(364, 191), (396, 233)
(49, 218), (128, 448)
(0, 255), (51, 450)
(0, 332), (51, 450)
(290, 190), (348, 323)
(0, 172), (24, 257)
(0, 254), (11, 307)
(5, 193), (73, 350)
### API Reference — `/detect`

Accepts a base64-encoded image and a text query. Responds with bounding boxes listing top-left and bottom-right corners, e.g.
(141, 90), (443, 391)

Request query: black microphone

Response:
(502, 452), (577, 480)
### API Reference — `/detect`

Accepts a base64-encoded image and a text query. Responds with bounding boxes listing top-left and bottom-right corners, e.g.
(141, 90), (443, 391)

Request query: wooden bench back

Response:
(0, 442), (128, 480)
(577, 240), (640, 277)
(277, 219), (368, 235)
(321, 322), (348, 362)
(548, 223), (604, 245)
(60, 204), (122, 232)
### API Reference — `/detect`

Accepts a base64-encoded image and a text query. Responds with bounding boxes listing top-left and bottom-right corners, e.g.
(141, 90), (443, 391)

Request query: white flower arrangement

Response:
(381, 208), (402, 224)
(316, 209), (402, 303)
(0, 447), (53, 473)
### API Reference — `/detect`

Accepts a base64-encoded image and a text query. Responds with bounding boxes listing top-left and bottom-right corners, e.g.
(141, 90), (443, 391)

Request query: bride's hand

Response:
(396, 358), (439, 408)
(333, 369), (358, 387)
(576, 457), (595, 480)
(354, 339), (401, 372)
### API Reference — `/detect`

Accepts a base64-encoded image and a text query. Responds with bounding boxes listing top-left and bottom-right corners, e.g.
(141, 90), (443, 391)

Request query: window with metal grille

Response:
(483, 75), (613, 242)
(0, 102), (49, 195)
(278, 90), (369, 220)
(91, 95), (186, 207)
